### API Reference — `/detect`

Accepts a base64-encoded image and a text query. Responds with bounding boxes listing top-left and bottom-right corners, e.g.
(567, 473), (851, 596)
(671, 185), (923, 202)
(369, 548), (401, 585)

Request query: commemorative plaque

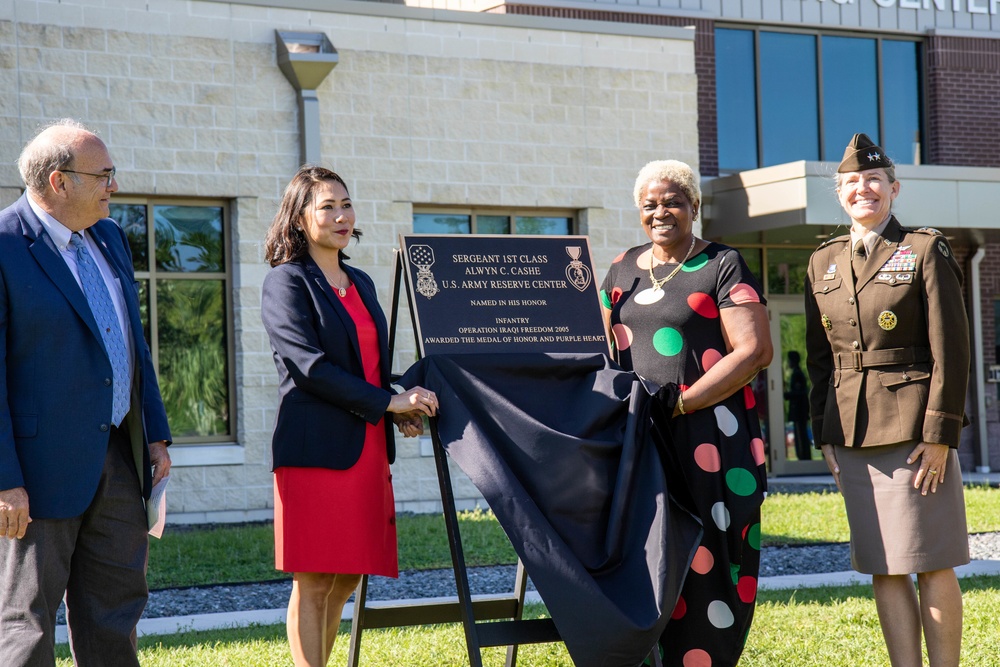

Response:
(399, 234), (608, 356)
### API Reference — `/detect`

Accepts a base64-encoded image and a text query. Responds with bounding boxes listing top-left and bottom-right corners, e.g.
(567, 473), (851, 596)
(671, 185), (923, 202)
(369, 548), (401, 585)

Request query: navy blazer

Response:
(261, 255), (396, 470)
(0, 194), (171, 519)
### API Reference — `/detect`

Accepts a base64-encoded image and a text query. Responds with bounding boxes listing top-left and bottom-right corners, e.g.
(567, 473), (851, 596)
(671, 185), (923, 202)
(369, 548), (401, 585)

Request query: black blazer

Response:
(261, 255), (395, 470)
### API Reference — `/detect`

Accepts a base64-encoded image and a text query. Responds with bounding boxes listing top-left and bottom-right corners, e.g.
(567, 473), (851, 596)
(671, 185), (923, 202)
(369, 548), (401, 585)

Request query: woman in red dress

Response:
(262, 166), (438, 666)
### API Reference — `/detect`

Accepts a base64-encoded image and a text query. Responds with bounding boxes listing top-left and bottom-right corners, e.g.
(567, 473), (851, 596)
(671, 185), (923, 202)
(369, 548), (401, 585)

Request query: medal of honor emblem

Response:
(408, 244), (440, 299)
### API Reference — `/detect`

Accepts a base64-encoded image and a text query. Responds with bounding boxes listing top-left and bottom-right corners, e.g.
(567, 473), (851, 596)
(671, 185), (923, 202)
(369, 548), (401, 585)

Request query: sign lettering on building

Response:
(819, 0), (1000, 14)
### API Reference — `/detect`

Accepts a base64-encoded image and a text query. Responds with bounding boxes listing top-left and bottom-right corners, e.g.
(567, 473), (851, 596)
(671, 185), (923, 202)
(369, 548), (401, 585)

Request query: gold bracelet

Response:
(677, 391), (687, 415)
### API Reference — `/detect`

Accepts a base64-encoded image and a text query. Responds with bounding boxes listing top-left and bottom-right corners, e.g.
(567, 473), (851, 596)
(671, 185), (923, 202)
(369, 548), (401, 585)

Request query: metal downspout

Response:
(275, 31), (338, 167)
(971, 247), (991, 472)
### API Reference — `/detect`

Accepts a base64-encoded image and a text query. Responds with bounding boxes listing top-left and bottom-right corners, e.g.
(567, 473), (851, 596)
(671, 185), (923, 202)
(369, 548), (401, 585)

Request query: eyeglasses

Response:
(60, 166), (116, 188)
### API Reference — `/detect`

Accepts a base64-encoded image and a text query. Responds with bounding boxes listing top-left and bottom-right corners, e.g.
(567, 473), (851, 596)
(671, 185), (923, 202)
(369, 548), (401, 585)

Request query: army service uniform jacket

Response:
(804, 216), (969, 449)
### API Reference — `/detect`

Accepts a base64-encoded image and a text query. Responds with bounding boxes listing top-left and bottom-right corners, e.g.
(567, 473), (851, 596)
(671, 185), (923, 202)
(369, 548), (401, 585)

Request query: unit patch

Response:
(937, 239), (951, 258)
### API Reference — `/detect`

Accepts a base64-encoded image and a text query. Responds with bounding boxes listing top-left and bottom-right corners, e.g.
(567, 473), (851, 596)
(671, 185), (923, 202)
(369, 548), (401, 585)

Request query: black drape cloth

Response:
(399, 353), (702, 667)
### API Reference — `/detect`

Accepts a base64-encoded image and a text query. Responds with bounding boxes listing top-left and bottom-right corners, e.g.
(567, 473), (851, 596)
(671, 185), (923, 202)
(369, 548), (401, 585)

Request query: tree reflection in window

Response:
(154, 205), (224, 272)
(157, 279), (229, 437)
(109, 202), (231, 442)
(515, 216), (571, 235)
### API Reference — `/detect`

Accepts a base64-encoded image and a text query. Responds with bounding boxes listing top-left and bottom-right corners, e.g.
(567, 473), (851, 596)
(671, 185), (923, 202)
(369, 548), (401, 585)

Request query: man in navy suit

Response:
(0, 119), (172, 666)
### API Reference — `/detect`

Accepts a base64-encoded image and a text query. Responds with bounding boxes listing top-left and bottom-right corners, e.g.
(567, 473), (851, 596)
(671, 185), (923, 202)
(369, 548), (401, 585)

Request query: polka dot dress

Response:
(601, 242), (767, 667)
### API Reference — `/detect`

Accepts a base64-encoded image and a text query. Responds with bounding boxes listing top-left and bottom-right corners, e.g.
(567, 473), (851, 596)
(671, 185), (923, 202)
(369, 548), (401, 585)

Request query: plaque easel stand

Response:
(347, 250), (561, 667)
(346, 249), (663, 667)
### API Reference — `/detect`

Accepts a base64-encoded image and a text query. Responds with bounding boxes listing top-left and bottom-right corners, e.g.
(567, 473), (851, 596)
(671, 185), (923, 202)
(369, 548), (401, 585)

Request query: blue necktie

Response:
(70, 233), (130, 425)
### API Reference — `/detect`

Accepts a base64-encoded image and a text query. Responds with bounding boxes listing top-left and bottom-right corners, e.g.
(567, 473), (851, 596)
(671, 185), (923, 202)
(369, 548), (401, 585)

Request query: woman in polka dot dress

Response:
(601, 160), (772, 667)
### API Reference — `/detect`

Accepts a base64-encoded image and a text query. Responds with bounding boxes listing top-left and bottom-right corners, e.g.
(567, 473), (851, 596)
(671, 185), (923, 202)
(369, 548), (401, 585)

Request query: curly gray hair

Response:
(633, 160), (701, 219)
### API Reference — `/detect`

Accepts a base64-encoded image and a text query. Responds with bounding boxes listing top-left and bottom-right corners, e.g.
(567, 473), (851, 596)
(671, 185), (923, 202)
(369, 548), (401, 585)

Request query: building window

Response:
(413, 209), (575, 235)
(109, 199), (233, 443)
(716, 27), (922, 173)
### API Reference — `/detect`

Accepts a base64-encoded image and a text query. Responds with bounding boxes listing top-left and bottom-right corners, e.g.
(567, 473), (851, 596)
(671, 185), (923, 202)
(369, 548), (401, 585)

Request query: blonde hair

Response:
(633, 160), (701, 218)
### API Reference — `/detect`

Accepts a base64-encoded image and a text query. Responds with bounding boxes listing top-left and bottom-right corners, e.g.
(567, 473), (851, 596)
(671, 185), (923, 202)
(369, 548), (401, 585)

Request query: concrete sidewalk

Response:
(54, 558), (1000, 644)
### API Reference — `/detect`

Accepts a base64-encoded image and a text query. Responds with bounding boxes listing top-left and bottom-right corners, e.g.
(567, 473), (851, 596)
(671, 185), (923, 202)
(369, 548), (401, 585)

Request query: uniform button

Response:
(902, 373), (910, 381)
(890, 278), (897, 284)
(104, 378), (112, 386)
(849, 319), (857, 326)
(823, 286), (830, 292)
(100, 423), (109, 432)
(852, 341), (859, 349)
(848, 297), (855, 305)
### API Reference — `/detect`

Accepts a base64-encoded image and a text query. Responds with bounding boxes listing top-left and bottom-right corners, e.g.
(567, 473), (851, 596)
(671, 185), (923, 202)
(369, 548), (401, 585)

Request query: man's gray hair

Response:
(17, 118), (94, 193)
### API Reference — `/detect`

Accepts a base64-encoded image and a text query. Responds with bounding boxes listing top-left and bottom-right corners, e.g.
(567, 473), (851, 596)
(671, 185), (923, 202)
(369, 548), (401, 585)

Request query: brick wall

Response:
(925, 36), (1000, 168)
(926, 34), (1000, 470)
(1, 0), (697, 518)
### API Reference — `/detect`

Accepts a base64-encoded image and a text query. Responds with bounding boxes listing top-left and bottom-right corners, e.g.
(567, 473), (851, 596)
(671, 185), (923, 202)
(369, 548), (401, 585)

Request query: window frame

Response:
(715, 230), (841, 299)
(109, 195), (236, 446)
(715, 24), (924, 174)
(412, 206), (579, 235)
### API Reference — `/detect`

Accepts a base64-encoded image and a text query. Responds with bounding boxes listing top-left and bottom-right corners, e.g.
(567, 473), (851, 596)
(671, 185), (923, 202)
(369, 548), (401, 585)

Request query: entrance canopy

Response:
(703, 161), (1000, 246)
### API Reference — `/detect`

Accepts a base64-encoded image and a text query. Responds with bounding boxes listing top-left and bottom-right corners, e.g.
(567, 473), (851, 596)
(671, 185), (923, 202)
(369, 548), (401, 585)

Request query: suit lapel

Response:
(17, 199), (106, 346)
(89, 222), (144, 352)
(855, 217), (902, 293)
(90, 223), (149, 493)
(840, 243), (858, 300)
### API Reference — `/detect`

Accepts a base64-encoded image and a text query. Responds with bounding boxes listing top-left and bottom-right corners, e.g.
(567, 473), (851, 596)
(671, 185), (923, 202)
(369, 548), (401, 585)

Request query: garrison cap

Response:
(837, 133), (893, 173)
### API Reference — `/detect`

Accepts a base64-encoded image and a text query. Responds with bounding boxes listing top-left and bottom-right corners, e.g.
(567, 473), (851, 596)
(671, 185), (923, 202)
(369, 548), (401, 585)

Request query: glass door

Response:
(765, 296), (828, 475)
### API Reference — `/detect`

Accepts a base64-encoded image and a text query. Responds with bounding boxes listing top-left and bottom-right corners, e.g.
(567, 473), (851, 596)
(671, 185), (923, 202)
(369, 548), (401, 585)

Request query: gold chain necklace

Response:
(322, 269), (350, 297)
(648, 236), (696, 291)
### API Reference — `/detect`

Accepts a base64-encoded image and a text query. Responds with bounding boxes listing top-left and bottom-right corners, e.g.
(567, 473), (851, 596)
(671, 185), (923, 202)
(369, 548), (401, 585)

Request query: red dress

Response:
(273, 284), (398, 576)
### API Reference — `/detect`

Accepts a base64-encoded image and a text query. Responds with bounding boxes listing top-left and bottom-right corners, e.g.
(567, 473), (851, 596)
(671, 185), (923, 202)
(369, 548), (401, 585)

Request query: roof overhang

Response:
(703, 161), (1000, 246)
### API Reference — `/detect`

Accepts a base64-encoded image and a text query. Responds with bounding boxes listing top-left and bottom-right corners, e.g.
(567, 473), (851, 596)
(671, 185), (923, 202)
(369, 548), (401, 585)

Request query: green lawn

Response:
(149, 486), (1000, 589)
(56, 576), (1000, 666)
(762, 485), (1000, 545)
(81, 487), (1000, 665)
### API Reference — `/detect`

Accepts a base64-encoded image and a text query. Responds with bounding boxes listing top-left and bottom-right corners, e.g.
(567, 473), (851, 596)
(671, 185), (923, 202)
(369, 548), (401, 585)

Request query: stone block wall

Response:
(0, 0), (697, 519)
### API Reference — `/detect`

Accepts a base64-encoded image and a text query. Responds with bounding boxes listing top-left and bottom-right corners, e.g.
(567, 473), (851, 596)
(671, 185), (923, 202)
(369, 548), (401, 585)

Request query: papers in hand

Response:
(147, 476), (169, 538)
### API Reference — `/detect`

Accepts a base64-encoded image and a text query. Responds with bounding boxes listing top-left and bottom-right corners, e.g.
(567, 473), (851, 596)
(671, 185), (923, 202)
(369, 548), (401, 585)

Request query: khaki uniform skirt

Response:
(837, 443), (969, 575)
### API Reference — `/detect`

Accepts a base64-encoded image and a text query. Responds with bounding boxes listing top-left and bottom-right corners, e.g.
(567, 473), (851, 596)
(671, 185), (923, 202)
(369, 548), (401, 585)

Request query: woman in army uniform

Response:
(805, 134), (970, 667)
